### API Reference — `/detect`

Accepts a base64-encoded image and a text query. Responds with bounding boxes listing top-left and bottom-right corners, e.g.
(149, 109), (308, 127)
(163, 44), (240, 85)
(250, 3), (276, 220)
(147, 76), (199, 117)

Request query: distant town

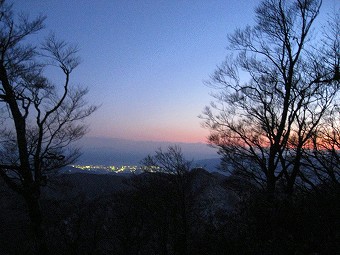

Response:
(70, 164), (143, 174)
(67, 158), (220, 175)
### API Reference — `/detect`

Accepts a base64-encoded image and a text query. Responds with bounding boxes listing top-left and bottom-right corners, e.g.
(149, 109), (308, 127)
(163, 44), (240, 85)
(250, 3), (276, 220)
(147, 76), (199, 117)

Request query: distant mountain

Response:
(194, 158), (222, 173)
(75, 137), (218, 166)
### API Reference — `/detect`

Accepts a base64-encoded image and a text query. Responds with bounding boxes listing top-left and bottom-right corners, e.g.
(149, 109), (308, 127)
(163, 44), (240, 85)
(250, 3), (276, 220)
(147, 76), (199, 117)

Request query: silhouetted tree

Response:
(0, 1), (96, 254)
(201, 0), (340, 196)
(303, 104), (340, 189)
(301, 11), (340, 190)
(142, 146), (192, 255)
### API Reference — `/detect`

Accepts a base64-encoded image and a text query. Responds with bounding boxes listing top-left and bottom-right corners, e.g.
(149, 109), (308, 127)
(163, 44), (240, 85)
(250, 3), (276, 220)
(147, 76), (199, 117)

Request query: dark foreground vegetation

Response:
(1, 167), (339, 255)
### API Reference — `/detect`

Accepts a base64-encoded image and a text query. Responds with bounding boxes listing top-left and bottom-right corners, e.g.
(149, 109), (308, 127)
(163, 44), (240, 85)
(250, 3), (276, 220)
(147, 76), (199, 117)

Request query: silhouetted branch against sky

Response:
(0, 1), (97, 253)
(201, 0), (340, 194)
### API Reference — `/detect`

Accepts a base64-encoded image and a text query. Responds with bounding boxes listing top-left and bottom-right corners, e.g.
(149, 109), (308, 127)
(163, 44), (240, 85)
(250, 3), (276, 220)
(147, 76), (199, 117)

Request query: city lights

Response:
(70, 164), (142, 174)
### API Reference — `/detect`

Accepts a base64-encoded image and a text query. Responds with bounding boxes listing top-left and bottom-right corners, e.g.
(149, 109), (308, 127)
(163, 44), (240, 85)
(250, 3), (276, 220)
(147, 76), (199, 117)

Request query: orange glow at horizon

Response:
(88, 127), (211, 144)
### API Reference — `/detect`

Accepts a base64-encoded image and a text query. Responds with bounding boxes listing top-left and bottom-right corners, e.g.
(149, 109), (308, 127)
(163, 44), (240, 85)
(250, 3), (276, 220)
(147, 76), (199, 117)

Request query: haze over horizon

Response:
(76, 136), (219, 166)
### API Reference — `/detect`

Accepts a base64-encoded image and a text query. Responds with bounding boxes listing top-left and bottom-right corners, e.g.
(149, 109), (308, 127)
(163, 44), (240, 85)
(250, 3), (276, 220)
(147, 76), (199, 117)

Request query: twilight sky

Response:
(13, 0), (339, 143)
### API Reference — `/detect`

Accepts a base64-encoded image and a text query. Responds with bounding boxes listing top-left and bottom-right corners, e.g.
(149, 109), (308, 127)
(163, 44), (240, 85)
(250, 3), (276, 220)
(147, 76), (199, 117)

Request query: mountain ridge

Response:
(75, 136), (219, 166)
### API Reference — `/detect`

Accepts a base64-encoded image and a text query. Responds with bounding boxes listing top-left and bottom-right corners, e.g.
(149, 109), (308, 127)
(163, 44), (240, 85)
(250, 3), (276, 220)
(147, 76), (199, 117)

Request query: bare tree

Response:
(300, 10), (340, 190)
(142, 146), (192, 255)
(0, 1), (96, 254)
(301, 104), (340, 189)
(142, 146), (191, 176)
(201, 0), (339, 196)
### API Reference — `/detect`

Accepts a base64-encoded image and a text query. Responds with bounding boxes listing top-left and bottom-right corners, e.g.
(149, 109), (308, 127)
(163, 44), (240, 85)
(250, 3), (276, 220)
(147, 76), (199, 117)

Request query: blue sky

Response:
(13, 0), (339, 143)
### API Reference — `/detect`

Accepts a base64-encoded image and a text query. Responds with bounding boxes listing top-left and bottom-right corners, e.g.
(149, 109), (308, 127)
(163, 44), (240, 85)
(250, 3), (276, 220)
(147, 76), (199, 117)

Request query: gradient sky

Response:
(13, 0), (339, 143)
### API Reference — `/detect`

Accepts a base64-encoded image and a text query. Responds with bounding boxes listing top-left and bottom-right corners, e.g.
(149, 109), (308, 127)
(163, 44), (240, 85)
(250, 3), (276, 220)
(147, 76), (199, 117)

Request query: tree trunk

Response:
(266, 173), (276, 195)
(24, 192), (48, 255)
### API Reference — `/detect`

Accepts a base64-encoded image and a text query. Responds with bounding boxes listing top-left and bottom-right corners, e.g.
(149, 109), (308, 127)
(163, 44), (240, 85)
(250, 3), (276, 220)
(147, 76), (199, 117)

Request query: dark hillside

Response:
(42, 173), (130, 200)
(1, 169), (339, 255)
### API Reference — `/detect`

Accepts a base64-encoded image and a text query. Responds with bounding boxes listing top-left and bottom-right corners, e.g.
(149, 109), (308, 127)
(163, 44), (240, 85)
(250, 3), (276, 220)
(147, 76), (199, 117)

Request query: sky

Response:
(13, 0), (339, 143)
